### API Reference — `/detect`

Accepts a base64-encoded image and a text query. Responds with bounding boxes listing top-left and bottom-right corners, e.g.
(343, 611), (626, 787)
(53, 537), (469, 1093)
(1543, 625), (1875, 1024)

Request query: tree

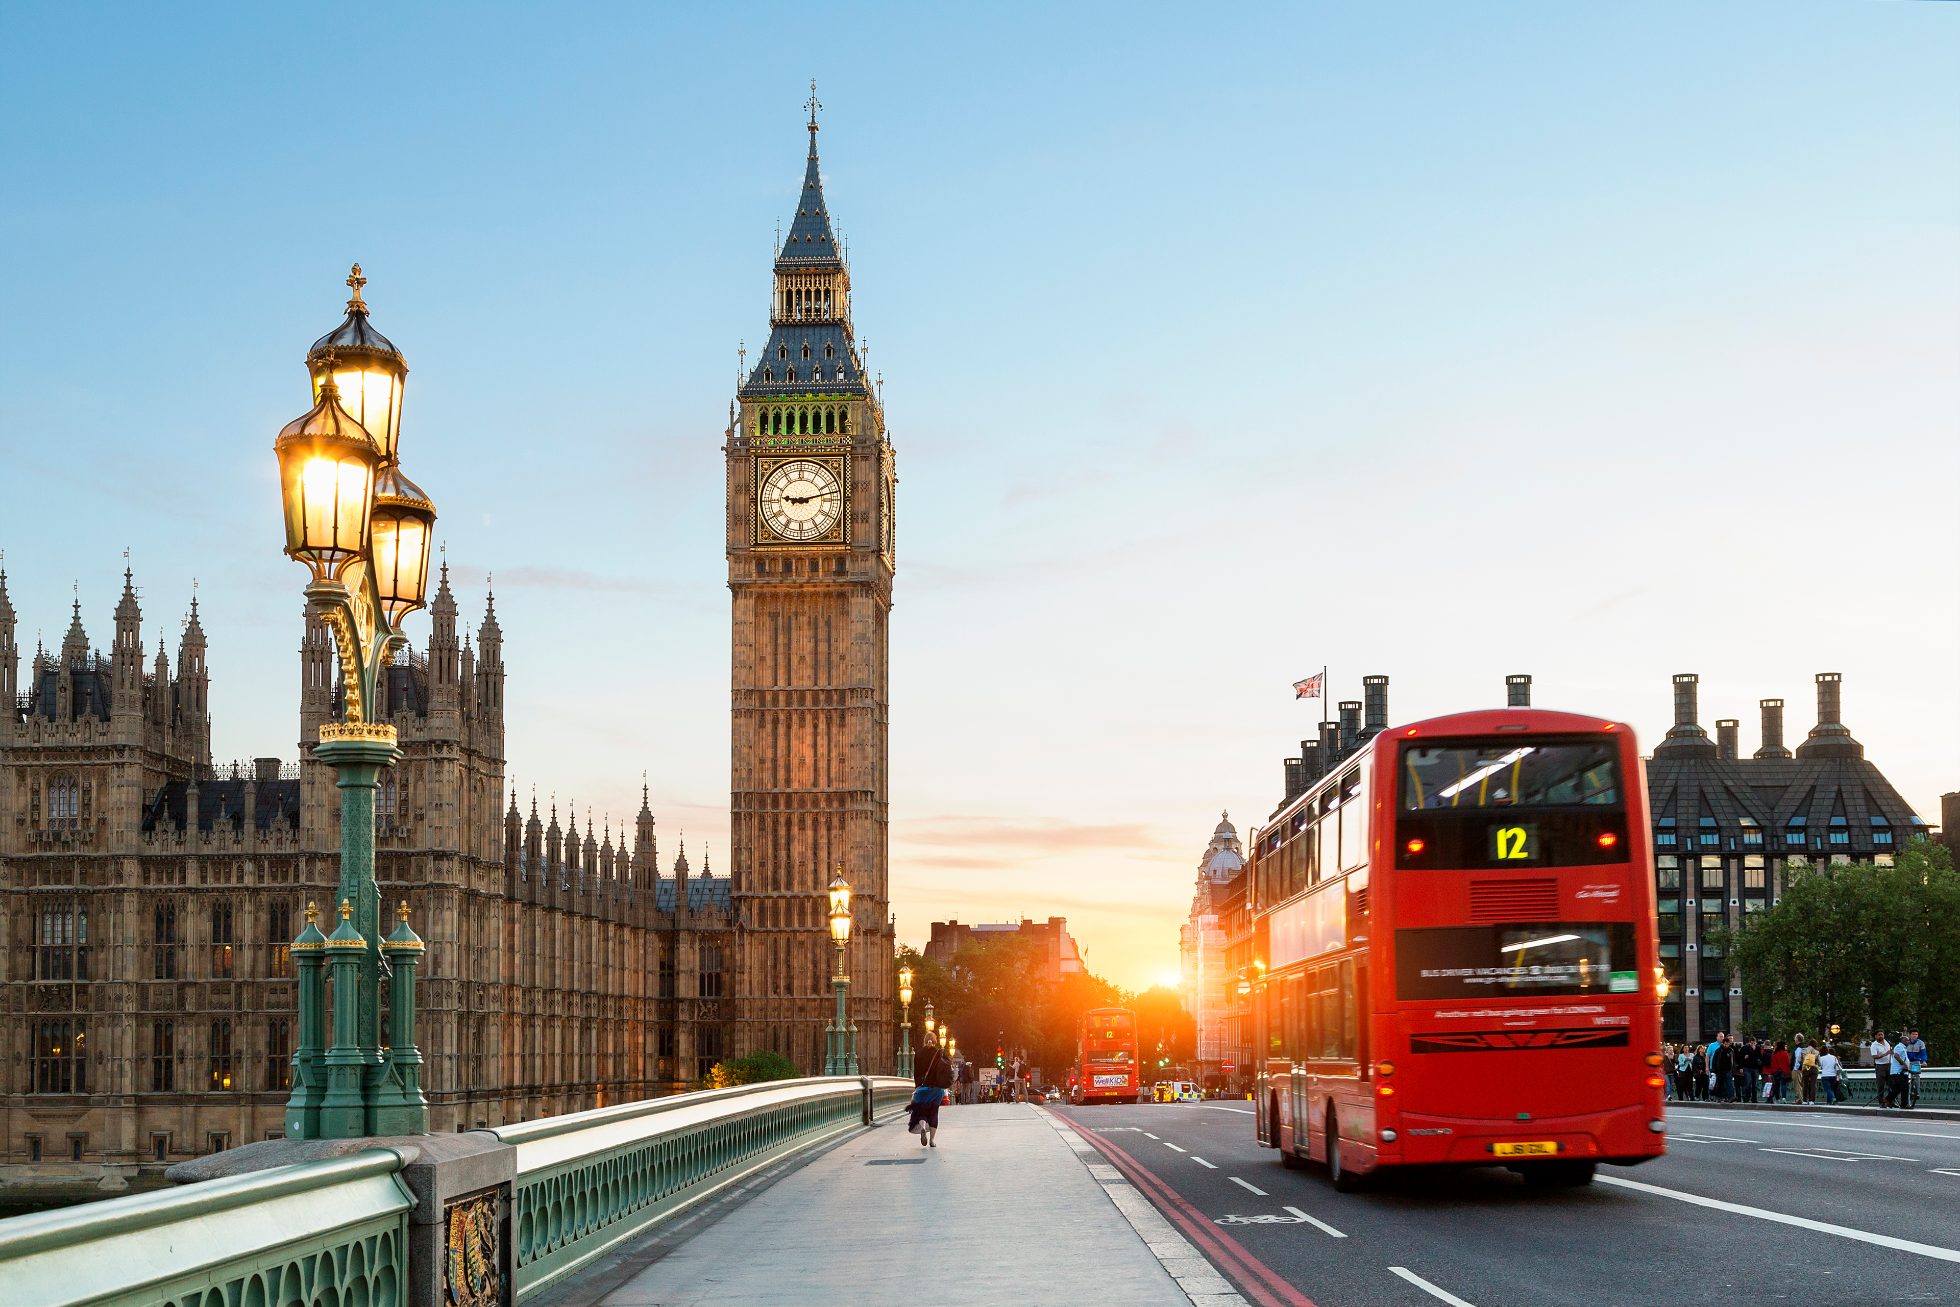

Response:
(1130, 985), (1197, 1072)
(700, 1049), (800, 1090)
(1719, 842), (1960, 1057)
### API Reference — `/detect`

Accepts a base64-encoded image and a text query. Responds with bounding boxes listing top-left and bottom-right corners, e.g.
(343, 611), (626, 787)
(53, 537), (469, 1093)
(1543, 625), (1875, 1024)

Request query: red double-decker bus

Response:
(1075, 1007), (1141, 1104)
(1251, 708), (1666, 1188)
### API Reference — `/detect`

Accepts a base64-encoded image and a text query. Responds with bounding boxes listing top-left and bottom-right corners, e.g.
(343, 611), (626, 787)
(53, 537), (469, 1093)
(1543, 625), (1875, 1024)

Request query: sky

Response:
(1, 2), (1955, 991)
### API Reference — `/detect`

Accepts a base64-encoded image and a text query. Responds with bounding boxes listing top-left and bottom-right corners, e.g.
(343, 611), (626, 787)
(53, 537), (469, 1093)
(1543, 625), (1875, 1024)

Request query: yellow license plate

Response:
(1493, 1141), (1559, 1157)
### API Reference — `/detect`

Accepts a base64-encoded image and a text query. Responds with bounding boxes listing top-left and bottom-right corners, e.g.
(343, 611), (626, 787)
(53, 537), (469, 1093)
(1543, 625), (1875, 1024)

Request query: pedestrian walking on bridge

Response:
(908, 1036), (955, 1149)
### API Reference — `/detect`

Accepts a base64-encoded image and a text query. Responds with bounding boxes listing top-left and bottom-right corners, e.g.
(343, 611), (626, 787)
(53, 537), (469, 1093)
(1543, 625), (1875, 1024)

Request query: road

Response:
(1051, 1101), (1960, 1307)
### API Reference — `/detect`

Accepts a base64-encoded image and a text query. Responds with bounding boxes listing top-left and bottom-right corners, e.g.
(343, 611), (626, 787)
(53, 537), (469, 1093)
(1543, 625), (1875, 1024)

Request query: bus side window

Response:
(1290, 973), (1308, 1060)
(1339, 958), (1358, 1062)
(1353, 957), (1369, 1070)
(1339, 771), (1365, 871)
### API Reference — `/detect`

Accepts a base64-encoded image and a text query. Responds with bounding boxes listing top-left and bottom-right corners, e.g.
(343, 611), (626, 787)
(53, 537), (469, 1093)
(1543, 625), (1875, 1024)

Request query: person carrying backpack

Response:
(1798, 1042), (1820, 1104)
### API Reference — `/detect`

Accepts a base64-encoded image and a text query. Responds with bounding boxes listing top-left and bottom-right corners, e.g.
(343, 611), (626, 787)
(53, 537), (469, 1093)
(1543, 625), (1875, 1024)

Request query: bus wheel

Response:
(1524, 1161), (1596, 1188)
(1327, 1113), (1361, 1193)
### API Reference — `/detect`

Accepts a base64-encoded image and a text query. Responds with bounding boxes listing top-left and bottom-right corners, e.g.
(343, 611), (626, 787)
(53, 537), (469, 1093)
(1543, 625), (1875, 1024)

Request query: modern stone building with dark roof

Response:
(1628, 672), (1924, 1043)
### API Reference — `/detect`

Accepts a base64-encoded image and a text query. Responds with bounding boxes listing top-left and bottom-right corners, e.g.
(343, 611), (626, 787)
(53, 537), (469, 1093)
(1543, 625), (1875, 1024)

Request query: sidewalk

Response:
(1668, 1099), (1960, 1124)
(539, 1103), (1225, 1307)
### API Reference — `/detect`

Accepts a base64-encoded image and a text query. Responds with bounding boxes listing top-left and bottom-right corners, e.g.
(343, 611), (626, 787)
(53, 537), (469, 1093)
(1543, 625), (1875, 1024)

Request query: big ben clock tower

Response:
(727, 90), (896, 1073)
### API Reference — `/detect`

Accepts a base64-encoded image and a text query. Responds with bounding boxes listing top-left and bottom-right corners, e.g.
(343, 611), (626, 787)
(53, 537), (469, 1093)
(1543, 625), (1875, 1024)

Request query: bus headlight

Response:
(1380, 1129), (1398, 1142)
(1648, 1119), (1666, 1134)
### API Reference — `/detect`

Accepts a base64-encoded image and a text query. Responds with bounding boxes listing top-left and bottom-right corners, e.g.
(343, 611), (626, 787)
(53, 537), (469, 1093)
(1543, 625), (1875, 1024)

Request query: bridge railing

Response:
(1838, 1066), (1956, 1105)
(0, 1076), (909, 1307)
(490, 1075), (910, 1299)
(0, 1149), (413, 1307)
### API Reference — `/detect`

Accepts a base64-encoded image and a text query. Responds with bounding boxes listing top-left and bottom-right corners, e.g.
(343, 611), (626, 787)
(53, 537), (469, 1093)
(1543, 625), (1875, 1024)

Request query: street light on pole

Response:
(825, 871), (859, 1075)
(897, 965), (915, 1078)
(275, 266), (433, 1140)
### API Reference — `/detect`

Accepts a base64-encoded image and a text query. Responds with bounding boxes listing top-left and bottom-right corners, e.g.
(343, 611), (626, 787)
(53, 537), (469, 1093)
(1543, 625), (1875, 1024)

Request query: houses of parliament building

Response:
(0, 105), (895, 1199)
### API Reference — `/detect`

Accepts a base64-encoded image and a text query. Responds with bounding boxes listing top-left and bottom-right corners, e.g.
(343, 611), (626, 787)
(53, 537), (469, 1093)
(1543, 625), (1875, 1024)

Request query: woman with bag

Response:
(908, 1036), (955, 1148)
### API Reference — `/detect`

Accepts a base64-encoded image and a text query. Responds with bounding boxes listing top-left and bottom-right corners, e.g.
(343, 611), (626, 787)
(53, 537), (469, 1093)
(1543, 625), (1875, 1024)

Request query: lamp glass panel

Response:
(291, 454), (373, 565)
(829, 912), (851, 943)
(372, 513), (431, 613)
(317, 369), (402, 459)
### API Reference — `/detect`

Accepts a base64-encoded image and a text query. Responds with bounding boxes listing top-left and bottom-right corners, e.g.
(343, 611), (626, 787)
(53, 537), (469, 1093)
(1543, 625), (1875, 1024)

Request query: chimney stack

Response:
(1754, 699), (1790, 759)
(1337, 701), (1363, 756)
(1283, 757), (1305, 802)
(1300, 740), (1324, 786)
(1318, 719), (1340, 766)
(1362, 675), (1389, 737)
(1655, 673), (1716, 757)
(1716, 719), (1739, 760)
(1797, 672), (1861, 758)
(1506, 674), (1532, 707)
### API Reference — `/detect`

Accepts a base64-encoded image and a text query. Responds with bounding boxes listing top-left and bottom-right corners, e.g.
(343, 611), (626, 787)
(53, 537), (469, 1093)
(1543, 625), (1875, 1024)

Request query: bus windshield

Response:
(1400, 741), (1621, 812)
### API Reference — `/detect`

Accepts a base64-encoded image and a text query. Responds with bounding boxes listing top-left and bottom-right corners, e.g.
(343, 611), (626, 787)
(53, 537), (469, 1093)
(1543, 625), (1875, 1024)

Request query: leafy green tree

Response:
(1718, 842), (1960, 1056)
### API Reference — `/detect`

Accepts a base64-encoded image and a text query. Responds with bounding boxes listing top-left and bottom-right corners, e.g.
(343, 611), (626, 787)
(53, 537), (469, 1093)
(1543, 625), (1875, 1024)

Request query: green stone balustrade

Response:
(1835, 1066), (1957, 1106)
(0, 1150), (412, 1307)
(490, 1075), (910, 1300)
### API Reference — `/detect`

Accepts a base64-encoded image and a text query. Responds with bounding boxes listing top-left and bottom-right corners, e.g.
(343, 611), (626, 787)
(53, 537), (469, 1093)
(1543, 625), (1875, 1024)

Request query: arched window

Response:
(376, 776), (397, 822)
(801, 343), (811, 360)
(839, 410), (850, 434)
(763, 367), (773, 383)
(778, 344), (788, 360)
(825, 409), (836, 433)
(47, 775), (79, 831)
(787, 366), (796, 383)
(824, 343), (834, 360)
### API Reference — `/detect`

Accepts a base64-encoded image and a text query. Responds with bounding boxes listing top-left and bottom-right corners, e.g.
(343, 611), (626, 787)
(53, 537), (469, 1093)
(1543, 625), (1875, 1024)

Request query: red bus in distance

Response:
(1075, 1007), (1141, 1104)
(1251, 707), (1666, 1188)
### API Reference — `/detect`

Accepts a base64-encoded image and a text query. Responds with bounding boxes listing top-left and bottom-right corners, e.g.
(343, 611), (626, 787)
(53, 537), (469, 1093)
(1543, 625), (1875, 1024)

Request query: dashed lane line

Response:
(1283, 1206), (1346, 1239)
(1389, 1266), (1476, 1307)
(1164, 1142), (1188, 1153)
(1597, 1174), (1960, 1264)
(1192, 1156), (1218, 1169)
(1230, 1177), (1268, 1196)
(1144, 1132), (1161, 1140)
(1758, 1146), (1915, 1163)
(1669, 1112), (1960, 1142)
(1199, 1105), (1256, 1115)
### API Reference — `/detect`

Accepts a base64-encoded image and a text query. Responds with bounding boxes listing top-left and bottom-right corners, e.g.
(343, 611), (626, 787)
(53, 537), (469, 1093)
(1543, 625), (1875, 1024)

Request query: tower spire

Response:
(805, 79), (823, 144)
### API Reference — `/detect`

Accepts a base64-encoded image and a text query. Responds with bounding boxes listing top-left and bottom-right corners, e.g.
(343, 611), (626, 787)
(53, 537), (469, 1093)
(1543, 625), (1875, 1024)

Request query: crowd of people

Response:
(1662, 1028), (1927, 1108)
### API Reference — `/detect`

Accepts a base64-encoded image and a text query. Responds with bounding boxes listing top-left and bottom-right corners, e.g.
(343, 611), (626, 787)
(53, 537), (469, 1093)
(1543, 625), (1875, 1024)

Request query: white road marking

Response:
(1758, 1146), (1916, 1163)
(1598, 1175), (1960, 1264)
(1930, 1169), (1960, 1178)
(1199, 1105), (1256, 1115)
(1669, 1112), (1960, 1142)
(1164, 1142), (1187, 1153)
(1390, 1266), (1476, 1306)
(1143, 1132), (1160, 1140)
(1230, 1176), (1268, 1196)
(1670, 1132), (1753, 1144)
(1285, 1206), (1347, 1238)
(1192, 1156), (1218, 1169)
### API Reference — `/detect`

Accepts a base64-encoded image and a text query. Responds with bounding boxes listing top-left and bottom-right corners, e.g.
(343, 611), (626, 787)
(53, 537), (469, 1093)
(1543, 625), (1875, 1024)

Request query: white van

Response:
(1170, 1081), (1201, 1103)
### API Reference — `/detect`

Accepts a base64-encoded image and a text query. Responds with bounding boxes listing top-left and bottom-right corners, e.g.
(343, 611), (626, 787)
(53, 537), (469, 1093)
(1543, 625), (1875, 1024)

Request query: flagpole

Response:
(1321, 665), (1329, 732)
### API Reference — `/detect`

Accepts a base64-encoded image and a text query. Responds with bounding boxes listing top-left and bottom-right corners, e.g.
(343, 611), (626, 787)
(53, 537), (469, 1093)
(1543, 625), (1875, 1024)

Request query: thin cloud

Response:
(896, 815), (1172, 853)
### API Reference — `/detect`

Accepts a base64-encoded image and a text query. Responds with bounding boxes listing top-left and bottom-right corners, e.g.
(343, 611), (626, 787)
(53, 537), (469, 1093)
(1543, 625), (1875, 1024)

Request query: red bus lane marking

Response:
(1069, 1118), (1321, 1307)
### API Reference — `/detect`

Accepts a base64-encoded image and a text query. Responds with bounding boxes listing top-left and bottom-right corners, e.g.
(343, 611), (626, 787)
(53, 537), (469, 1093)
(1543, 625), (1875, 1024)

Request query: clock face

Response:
(758, 459), (844, 541)
(881, 472), (895, 563)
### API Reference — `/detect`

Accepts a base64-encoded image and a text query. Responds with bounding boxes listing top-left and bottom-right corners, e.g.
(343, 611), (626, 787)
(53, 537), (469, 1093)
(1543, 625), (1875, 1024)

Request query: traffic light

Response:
(995, 1044), (1004, 1069)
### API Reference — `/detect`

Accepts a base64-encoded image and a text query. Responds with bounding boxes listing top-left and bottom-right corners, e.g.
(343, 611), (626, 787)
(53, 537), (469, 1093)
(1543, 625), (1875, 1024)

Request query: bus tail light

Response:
(1376, 1061), (1396, 1077)
(1404, 839), (1425, 857)
(1645, 1053), (1664, 1067)
(1645, 1075), (1665, 1089)
(1377, 1083), (1396, 1098)
(1596, 831), (1620, 849)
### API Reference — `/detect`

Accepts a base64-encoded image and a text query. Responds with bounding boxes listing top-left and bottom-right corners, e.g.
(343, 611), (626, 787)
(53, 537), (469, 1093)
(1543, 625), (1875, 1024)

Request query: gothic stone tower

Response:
(727, 99), (895, 1073)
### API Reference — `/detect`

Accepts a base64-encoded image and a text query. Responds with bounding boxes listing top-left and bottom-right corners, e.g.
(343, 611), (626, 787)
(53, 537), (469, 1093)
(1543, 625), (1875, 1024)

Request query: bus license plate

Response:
(1093, 1074), (1127, 1088)
(1492, 1141), (1559, 1157)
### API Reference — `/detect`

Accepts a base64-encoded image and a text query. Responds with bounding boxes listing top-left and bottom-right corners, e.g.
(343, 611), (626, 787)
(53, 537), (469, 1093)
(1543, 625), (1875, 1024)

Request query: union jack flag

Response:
(1293, 673), (1324, 700)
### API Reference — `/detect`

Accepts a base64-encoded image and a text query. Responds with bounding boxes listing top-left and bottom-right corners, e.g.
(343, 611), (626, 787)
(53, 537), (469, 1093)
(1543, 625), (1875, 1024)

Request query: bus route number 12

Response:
(1491, 824), (1537, 861)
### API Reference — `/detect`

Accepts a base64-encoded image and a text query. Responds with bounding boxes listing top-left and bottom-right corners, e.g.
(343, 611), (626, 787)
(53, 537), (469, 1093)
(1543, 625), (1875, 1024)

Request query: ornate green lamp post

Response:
(824, 872), (859, 1075)
(278, 266), (437, 1140)
(896, 965), (915, 1078)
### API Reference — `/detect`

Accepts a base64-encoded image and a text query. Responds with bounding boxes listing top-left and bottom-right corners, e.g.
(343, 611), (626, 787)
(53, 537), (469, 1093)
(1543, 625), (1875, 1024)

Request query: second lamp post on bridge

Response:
(824, 871), (860, 1075)
(897, 965), (915, 1078)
